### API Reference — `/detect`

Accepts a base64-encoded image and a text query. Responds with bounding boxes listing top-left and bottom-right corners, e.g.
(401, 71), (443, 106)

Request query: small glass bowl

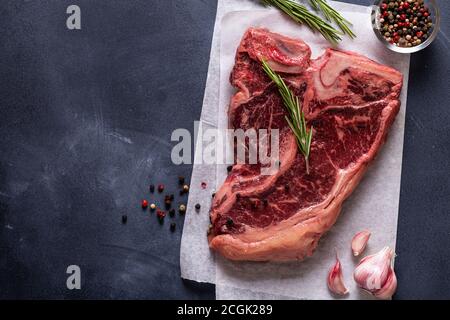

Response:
(371, 0), (441, 53)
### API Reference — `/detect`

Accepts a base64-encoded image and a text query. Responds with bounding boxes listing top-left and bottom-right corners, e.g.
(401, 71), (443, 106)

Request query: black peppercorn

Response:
(195, 203), (201, 211)
(169, 208), (175, 217)
(226, 217), (234, 227)
(178, 176), (185, 185)
(164, 195), (172, 208)
(227, 165), (233, 172)
(149, 184), (155, 193)
(121, 215), (128, 224)
(170, 222), (176, 232)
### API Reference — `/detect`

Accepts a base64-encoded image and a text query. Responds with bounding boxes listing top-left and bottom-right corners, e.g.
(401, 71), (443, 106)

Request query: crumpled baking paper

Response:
(180, 0), (410, 300)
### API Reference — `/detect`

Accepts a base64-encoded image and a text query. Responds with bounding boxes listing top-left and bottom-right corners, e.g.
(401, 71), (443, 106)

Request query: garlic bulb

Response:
(351, 230), (371, 256)
(353, 246), (397, 299)
(327, 253), (349, 295)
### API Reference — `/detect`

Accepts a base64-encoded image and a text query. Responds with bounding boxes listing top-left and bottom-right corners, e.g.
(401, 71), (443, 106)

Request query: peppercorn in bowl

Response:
(371, 0), (440, 53)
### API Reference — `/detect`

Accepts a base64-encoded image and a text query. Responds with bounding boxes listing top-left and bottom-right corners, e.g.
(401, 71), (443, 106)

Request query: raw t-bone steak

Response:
(208, 28), (403, 261)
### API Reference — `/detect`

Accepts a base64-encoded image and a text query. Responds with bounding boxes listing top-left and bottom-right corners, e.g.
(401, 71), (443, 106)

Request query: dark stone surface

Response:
(393, 1), (450, 300)
(0, 0), (448, 299)
(0, 0), (216, 299)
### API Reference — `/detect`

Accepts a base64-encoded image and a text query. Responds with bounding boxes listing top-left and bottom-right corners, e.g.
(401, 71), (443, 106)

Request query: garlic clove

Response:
(351, 230), (371, 257)
(327, 253), (349, 296)
(373, 268), (397, 300)
(353, 246), (397, 299)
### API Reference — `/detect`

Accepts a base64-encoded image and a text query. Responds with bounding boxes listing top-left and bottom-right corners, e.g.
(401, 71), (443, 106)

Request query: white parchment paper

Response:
(180, 0), (410, 300)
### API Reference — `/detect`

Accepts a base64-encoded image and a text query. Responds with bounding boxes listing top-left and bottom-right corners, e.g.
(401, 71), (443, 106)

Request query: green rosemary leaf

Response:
(262, 60), (313, 174)
(261, 0), (342, 44)
(308, 0), (356, 38)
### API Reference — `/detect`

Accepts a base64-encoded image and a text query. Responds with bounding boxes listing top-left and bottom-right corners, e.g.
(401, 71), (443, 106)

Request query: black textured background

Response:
(0, 0), (449, 299)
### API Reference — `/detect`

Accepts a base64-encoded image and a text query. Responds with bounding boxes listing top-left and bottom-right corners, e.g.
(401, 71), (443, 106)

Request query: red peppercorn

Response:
(400, 14), (406, 21)
(142, 199), (148, 209)
(157, 184), (164, 193)
(381, 3), (387, 10)
(423, 12), (429, 17)
(403, 2), (410, 9)
(157, 209), (166, 220)
(383, 11), (389, 18)
(416, 31), (424, 38)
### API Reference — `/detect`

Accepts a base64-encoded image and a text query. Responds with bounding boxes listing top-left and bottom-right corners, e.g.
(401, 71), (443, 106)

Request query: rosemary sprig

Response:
(308, 0), (355, 38)
(261, 0), (342, 44)
(261, 60), (313, 174)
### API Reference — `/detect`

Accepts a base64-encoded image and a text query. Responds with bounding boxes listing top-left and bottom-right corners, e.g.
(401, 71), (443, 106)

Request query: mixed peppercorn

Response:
(142, 178), (188, 230)
(379, 0), (433, 47)
(126, 177), (215, 233)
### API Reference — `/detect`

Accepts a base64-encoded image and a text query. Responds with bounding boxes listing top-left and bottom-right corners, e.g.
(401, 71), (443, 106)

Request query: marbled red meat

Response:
(208, 28), (403, 261)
